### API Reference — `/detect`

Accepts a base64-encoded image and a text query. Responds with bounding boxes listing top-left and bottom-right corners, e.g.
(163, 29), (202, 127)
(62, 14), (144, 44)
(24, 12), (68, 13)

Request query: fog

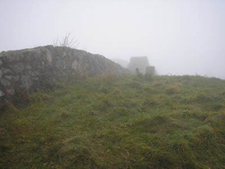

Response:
(1, 0), (225, 79)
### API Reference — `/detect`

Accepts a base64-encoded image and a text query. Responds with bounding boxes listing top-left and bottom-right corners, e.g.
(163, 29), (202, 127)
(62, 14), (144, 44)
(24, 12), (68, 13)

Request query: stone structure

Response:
(0, 45), (129, 107)
(146, 66), (156, 75)
(127, 56), (150, 74)
(127, 56), (157, 75)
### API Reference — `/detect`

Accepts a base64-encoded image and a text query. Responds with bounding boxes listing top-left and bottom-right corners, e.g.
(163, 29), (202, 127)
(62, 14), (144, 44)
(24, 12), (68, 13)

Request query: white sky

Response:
(0, 0), (225, 78)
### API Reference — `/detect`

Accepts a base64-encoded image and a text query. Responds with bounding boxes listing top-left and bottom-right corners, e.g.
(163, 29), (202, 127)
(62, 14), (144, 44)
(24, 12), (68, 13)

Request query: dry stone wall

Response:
(0, 45), (129, 106)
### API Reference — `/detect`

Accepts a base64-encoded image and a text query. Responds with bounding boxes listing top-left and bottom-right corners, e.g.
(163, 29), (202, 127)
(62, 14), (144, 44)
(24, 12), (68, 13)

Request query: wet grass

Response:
(1, 74), (225, 168)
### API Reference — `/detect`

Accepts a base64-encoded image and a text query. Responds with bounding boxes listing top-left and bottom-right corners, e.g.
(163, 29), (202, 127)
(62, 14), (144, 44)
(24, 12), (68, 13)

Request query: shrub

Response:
(53, 33), (79, 48)
(4, 100), (20, 113)
(30, 92), (52, 103)
(103, 73), (117, 84)
(166, 86), (180, 94)
(145, 73), (154, 81)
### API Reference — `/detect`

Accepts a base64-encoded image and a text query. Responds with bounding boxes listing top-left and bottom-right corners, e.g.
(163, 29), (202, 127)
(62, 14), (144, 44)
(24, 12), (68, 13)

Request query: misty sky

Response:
(0, 0), (225, 79)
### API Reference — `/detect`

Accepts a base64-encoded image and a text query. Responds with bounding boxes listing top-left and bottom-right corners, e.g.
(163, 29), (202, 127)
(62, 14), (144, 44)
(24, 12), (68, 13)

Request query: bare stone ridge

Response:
(0, 46), (129, 107)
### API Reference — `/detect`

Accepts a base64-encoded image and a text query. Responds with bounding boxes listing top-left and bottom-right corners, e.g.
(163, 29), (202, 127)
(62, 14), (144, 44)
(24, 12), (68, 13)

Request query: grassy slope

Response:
(1, 74), (225, 169)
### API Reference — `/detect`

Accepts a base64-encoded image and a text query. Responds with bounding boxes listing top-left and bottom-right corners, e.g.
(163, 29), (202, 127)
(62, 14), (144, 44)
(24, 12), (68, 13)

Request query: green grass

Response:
(1, 74), (225, 168)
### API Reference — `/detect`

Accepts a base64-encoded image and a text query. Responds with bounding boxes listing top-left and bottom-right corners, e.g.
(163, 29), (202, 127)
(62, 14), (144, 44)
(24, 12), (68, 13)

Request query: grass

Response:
(1, 74), (225, 168)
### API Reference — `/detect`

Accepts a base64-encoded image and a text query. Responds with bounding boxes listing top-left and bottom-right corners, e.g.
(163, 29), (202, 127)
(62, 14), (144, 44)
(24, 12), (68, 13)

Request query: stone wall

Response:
(0, 45), (129, 106)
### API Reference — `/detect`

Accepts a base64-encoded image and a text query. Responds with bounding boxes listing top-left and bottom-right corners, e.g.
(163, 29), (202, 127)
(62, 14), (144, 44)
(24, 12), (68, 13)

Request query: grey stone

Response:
(55, 61), (61, 69)
(26, 64), (32, 69)
(21, 75), (32, 91)
(12, 76), (19, 81)
(0, 79), (11, 86)
(31, 71), (40, 77)
(6, 89), (15, 95)
(6, 53), (22, 62)
(63, 51), (67, 57)
(32, 76), (39, 81)
(5, 75), (13, 80)
(62, 61), (67, 69)
(31, 71), (39, 76)
(46, 50), (53, 64)
(0, 45), (130, 106)
(146, 66), (156, 75)
(72, 60), (78, 71)
(0, 91), (5, 97)
(6, 55), (16, 62)
(3, 68), (12, 74)
(0, 70), (3, 78)
(12, 62), (24, 73)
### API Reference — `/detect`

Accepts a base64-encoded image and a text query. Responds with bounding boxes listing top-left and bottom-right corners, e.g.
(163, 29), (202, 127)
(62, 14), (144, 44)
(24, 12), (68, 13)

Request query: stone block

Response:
(5, 75), (13, 80)
(46, 50), (53, 64)
(72, 60), (78, 71)
(0, 70), (3, 78)
(12, 63), (24, 73)
(0, 79), (11, 86)
(3, 68), (12, 74)
(0, 91), (5, 97)
(21, 75), (32, 91)
(12, 76), (19, 81)
(6, 53), (23, 62)
(26, 64), (32, 69)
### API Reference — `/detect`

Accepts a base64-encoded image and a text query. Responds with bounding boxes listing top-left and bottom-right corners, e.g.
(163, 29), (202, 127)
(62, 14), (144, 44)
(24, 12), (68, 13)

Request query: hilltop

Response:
(1, 74), (225, 168)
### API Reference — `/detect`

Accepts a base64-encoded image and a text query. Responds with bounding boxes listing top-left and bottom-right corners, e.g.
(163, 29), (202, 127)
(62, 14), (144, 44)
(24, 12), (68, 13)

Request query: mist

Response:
(0, 0), (225, 79)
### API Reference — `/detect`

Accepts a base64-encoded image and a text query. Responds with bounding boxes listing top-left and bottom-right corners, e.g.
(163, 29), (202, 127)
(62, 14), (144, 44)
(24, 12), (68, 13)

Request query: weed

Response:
(61, 109), (70, 119)
(144, 73), (154, 81)
(166, 85), (180, 94)
(4, 100), (20, 114)
(30, 92), (52, 103)
(126, 81), (142, 90)
(113, 87), (120, 94)
(143, 98), (158, 107)
(135, 68), (143, 79)
(103, 73), (117, 84)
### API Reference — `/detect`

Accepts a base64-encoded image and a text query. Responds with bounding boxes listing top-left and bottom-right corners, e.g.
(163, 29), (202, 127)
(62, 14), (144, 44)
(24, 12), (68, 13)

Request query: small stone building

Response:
(127, 56), (149, 74)
(127, 56), (156, 75)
